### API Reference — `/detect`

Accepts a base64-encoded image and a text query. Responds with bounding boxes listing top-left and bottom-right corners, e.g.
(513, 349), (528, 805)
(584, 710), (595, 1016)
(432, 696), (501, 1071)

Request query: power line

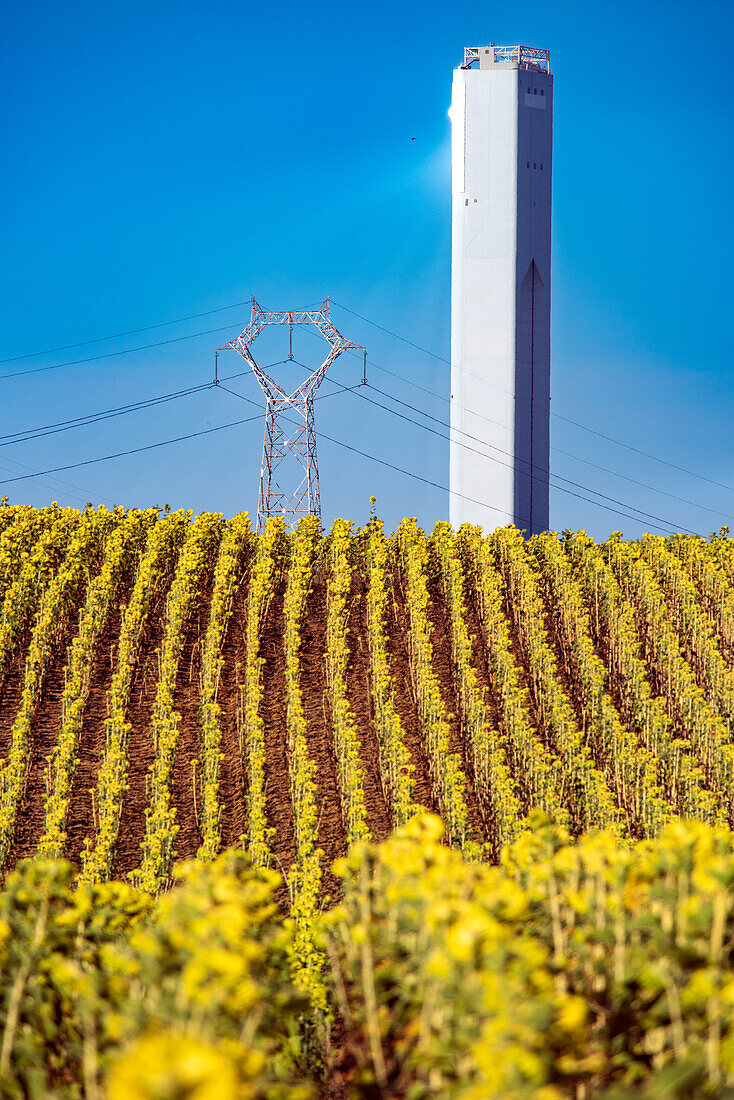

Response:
(220, 377), (691, 536)
(4, 294), (726, 528)
(0, 367), (257, 447)
(329, 299), (734, 500)
(0, 384), (212, 446)
(550, 444), (734, 523)
(331, 298), (515, 401)
(3, 354), (698, 535)
(5, 292), (728, 506)
(360, 352), (732, 522)
(355, 381), (700, 534)
(0, 376), (348, 489)
(310, 332), (730, 525)
(0, 301), (244, 364)
(361, 379), (731, 531)
(0, 414), (262, 487)
(0, 322), (246, 383)
(0, 451), (118, 508)
(331, 299), (451, 366)
(216, 384), (528, 525)
(291, 359), (700, 534)
(553, 413), (734, 497)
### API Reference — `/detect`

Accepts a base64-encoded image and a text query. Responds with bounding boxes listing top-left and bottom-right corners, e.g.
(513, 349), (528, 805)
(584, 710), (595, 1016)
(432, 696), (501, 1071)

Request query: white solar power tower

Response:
(450, 45), (553, 534)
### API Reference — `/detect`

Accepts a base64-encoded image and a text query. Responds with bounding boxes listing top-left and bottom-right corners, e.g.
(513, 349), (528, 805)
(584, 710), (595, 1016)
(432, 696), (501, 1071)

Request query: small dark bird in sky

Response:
(411, 137), (415, 140)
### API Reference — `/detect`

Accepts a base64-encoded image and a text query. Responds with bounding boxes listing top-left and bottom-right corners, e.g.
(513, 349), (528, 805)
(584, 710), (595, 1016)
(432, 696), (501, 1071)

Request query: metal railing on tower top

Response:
(461, 45), (551, 73)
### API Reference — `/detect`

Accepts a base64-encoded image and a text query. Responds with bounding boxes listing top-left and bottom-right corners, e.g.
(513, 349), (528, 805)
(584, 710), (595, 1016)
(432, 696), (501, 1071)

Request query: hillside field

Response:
(2, 504), (734, 1096)
(2, 505), (734, 879)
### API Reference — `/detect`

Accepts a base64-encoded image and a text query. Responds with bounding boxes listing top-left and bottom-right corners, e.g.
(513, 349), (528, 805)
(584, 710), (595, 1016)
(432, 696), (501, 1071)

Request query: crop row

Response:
(2, 507), (734, 883)
(4, 814), (734, 1097)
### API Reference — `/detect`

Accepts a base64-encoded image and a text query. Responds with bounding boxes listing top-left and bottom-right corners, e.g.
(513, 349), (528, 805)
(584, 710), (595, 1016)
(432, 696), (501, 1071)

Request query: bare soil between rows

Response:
(346, 567), (392, 841)
(385, 564), (438, 814)
(260, 575), (295, 900)
(217, 567), (250, 850)
(425, 555), (488, 845)
(11, 609), (84, 863)
(65, 598), (127, 867)
(112, 585), (170, 878)
(169, 567), (216, 862)
(300, 574), (345, 904)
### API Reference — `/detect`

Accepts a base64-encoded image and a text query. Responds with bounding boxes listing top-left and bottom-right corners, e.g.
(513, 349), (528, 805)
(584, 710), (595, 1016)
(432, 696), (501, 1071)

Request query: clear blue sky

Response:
(1, 0), (732, 537)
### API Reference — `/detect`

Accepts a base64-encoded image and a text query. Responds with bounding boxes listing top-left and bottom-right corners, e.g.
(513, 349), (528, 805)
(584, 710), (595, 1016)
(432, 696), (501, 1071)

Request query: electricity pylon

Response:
(216, 297), (366, 532)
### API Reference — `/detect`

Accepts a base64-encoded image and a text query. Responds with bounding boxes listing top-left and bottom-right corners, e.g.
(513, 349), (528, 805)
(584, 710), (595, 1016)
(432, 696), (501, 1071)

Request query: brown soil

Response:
(593, 623), (635, 723)
(300, 573), (346, 904)
(0, 635), (29, 763)
(12, 608), (85, 862)
(112, 588), (170, 877)
(499, 573), (591, 832)
(589, 602), (664, 750)
(475, 566), (559, 812)
(533, 573), (587, 732)
(536, 567), (650, 832)
(500, 583), (544, 731)
(345, 568), (392, 840)
(461, 581), (504, 734)
(260, 576), (295, 892)
(217, 571), (250, 850)
(425, 555), (487, 844)
(384, 565), (438, 814)
(65, 598), (127, 866)
(169, 569), (216, 862)
(460, 576), (522, 850)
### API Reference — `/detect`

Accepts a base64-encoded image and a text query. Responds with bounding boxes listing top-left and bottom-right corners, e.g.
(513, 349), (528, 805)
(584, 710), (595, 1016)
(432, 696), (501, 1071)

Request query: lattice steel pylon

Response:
(216, 297), (366, 533)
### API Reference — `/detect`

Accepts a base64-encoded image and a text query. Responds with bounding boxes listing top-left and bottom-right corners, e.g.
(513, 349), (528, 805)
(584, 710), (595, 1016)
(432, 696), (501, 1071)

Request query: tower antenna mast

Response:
(217, 297), (365, 532)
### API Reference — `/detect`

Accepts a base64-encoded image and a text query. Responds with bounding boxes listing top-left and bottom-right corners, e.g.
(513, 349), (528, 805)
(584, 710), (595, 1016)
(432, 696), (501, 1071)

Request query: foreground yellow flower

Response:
(107, 1033), (247, 1100)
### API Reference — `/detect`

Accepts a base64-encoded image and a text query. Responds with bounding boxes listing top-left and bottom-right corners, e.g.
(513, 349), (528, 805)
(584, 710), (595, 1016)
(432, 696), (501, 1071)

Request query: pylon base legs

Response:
(256, 397), (320, 533)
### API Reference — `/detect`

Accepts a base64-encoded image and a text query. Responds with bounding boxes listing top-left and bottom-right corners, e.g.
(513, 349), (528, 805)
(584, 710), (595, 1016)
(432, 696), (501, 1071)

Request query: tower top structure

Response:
(461, 45), (550, 73)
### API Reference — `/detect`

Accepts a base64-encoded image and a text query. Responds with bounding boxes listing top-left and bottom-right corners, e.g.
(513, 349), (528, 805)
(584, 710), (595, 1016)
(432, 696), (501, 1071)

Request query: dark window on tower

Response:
(541, 89), (545, 95)
(534, 88), (537, 94)
(533, 162), (537, 169)
(526, 161), (530, 168)
(540, 163), (543, 170)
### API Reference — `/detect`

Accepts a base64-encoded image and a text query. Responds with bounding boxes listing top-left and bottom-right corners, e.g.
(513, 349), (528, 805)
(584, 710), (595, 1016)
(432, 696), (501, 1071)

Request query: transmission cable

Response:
(4, 295), (726, 525)
(552, 413), (734, 497)
(330, 299), (734, 498)
(5, 293), (728, 500)
(365, 378), (734, 527)
(0, 384), (212, 446)
(217, 380), (687, 535)
(363, 354), (732, 522)
(0, 322), (246, 383)
(300, 327), (732, 523)
(0, 380), (345, 488)
(215, 384), (527, 524)
(0, 366), (263, 447)
(0, 451), (119, 508)
(285, 358), (700, 536)
(0, 415), (262, 487)
(0, 301), (245, 364)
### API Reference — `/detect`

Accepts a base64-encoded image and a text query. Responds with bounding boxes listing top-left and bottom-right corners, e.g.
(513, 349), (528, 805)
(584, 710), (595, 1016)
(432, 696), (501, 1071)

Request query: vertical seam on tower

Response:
(530, 262), (535, 534)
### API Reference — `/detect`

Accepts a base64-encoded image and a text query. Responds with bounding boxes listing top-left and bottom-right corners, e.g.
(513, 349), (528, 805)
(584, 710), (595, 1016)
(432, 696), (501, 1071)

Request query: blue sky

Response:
(1, 0), (732, 537)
